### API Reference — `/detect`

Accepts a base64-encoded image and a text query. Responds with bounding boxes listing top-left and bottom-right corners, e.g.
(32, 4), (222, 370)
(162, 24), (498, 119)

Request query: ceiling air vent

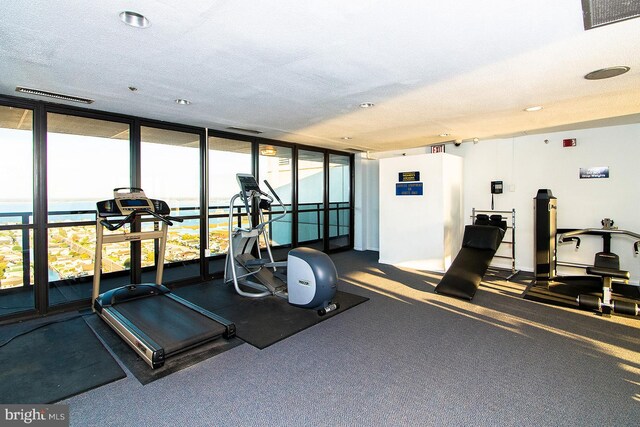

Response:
(226, 126), (263, 134)
(582, 0), (640, 30)
(15, 86), (94, 104)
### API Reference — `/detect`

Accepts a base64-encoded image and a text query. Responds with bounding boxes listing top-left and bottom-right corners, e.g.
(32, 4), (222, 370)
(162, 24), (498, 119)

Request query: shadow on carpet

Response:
(175, 282), (369, 349)
(0, 313), (126, 404)
(84, 314), (243, 385)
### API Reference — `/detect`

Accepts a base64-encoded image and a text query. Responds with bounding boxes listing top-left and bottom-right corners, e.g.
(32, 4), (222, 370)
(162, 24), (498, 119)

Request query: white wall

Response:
(377, 153), (463, 271)
(355, 122), (640, 283)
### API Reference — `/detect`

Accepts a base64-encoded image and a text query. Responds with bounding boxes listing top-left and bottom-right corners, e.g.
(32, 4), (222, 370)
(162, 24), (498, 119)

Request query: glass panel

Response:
(141, 127), (201, 282)
(297, 150), (324, 249)
(329, 154), (351, 250)
(47, 113), (130, 305)
(208, 137), (252, 258)
(259, 144), (292, 248)
(0, 105), (34, 316)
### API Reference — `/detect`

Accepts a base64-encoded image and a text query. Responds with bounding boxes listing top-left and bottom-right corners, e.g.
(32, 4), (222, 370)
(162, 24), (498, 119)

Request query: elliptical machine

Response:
(224, 174), (339, 315)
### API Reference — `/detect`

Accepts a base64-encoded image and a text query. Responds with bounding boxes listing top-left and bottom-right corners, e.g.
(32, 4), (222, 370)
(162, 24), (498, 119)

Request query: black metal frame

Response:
(0, 93), (355, 323)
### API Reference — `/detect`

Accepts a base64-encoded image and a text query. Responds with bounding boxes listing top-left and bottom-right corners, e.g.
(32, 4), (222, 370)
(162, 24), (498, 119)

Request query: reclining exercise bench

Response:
(434, 215), (506, 300)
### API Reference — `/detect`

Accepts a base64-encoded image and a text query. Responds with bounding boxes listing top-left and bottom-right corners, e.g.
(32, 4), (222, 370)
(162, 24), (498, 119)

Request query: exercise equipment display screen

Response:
(237, 174), (261, 194)
(120, 199), (148, 207)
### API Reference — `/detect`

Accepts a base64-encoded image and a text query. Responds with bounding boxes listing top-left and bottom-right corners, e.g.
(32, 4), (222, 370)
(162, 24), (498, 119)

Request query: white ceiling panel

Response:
(0, 1), (638, 151)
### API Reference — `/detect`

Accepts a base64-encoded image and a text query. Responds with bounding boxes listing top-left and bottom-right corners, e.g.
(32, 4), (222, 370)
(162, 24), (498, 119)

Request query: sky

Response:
(0, 128), (337, 210)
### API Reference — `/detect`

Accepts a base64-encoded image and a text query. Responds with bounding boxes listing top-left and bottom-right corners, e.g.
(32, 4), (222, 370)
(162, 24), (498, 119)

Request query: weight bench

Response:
(434, 224), (505, 300)
(577, 252), (639, 316)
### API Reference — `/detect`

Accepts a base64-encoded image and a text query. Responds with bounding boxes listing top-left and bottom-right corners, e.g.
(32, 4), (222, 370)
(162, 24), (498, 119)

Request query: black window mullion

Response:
(292, 146), (299, 247)
(199, 130), (208, 279)
(130, 119), (142, 285)
(349, 153), (355, 249)
(323, 150), (330, 253)
(33, 102), (48, 314)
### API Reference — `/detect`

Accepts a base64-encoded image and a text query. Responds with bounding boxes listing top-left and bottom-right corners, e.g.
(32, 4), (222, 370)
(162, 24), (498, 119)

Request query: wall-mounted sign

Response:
(563, 138), (577, 147)
(396, 182), (423, 195)
(398, 171), (420, 182)
(431, 144), (445, 154)
(579, 166), (609, 179)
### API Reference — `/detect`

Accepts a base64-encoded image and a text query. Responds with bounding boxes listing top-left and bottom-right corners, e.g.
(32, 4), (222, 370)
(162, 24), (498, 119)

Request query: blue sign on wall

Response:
(579, 166), (609, 179)
(396, 182), (423, 195)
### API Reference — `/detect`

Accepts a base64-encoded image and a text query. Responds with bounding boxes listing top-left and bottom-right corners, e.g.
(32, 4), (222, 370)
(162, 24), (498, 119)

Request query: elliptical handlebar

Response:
(231, 174), (288, 232)
(262, 179), (288, 216)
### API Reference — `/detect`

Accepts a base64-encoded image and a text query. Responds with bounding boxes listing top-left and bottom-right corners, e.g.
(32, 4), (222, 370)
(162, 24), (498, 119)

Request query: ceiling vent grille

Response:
(15, 86), (94, 104)
(226, 126), (263, 134)
(582, 0), (640, 30)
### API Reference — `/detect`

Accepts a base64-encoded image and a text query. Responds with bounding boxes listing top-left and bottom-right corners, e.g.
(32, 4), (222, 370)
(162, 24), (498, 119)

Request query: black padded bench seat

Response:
(434, 225), (505, 300)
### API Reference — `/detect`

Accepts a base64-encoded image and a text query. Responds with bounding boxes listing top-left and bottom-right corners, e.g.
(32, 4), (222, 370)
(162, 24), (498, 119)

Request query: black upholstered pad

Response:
(434, 225), (505, 300)
(462, 225), (505, 251)
(586, 266), (630, 280)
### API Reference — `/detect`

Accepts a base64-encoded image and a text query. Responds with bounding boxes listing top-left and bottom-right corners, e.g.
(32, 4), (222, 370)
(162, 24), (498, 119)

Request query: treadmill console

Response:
(97, 188), (169, 217)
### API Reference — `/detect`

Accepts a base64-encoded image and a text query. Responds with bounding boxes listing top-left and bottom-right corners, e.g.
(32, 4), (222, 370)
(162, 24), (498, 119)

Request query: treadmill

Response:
(92, 188), (235, 369)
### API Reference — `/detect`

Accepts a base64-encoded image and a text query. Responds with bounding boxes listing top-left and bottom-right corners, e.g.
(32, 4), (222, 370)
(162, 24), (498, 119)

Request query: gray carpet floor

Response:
(63, 250), (640, 426)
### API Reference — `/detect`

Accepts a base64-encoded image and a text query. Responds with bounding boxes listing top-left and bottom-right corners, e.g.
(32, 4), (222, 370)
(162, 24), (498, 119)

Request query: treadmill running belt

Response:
(113, 296), (226, 355)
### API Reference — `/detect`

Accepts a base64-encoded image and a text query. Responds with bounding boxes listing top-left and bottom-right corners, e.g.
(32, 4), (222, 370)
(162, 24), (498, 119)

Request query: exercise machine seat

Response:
(434, 225), (505, 300)
(586, 266), (630, 281)
(582, 263), (632, 316)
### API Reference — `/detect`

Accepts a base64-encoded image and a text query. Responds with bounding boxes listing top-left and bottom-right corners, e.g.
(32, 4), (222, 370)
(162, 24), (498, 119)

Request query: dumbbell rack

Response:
(471, 208), (519, 280)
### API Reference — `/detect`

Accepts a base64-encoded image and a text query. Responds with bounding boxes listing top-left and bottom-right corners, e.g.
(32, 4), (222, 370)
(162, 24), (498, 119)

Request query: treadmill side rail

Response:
(100, 307), (165, 369)
(167, 293), (236, 338)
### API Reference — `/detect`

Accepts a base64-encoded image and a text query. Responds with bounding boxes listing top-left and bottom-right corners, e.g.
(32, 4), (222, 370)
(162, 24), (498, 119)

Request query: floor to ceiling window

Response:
(140, 125), (202, 283)
(0, 95), (353, 320)
(0, 105), (35, 316)
(207, 135), (252, 274)
(328, 154), (352, 250)
(258, 144), (293, 250)
(297, 149), (325, 250)
(46, 112), (131, 307)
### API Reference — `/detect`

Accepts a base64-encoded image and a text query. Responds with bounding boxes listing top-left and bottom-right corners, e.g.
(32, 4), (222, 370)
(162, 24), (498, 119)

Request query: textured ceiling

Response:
(0, 1), (639, 152)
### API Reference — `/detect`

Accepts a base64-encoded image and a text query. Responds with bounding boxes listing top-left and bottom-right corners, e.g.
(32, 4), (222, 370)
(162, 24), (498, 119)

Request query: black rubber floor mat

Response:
(84, 314), (243, 385)
(0, 313), (126, 404)
(175, 282), (369, 349)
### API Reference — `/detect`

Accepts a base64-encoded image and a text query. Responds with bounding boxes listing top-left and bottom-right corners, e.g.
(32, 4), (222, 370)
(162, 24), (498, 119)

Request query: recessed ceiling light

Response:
(524, 106), (543, 112)
(119, 11), (150, 28)
(359, 102), (375, 108)
(175, 99), (191, 105)
(584, 66), (630, 80)
(439, 133), (450, 137)
(341, 136), (353, 140)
